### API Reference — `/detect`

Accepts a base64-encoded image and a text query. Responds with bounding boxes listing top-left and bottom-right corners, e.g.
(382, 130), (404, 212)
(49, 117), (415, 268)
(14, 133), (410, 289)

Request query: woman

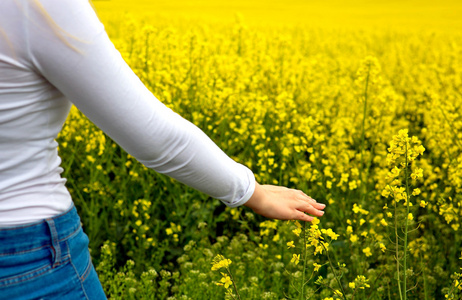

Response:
(0, 0), (326, 298)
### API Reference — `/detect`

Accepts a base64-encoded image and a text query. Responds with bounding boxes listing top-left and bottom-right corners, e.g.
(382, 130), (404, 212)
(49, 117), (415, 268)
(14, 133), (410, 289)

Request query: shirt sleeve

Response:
(23, 0), (255, 207)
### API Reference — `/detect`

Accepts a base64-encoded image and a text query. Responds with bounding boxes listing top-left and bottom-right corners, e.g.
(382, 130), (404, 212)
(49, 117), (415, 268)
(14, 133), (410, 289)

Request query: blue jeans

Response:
(0, 204), (107, 299)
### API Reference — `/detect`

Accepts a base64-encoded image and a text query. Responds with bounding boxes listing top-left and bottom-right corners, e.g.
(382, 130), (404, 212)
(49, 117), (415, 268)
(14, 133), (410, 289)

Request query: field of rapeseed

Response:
(57, 0), (462, 299)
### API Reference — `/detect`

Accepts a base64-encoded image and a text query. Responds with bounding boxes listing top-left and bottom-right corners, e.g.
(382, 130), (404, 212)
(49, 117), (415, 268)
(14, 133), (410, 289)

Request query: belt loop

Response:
(46, 218), (61, 268)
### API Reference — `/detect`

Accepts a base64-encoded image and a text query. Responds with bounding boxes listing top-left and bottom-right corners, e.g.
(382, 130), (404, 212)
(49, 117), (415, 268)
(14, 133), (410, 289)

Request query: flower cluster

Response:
(349, 275), (371, 290)
(382, 129), (425, 205)
(211, 254), (232, 271)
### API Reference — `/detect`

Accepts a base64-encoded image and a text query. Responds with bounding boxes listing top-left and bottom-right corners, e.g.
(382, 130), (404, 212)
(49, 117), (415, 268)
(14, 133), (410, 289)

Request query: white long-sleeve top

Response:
(0, 0), (255, 226)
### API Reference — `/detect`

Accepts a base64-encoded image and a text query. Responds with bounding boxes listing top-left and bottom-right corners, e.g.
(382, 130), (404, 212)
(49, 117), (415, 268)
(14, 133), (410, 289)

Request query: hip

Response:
(0, 204), (106, 299)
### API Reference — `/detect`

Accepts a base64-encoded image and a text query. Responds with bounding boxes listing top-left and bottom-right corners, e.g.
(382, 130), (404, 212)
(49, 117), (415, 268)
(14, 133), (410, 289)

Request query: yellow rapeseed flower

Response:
(350, 234), (358, 243)
(353, 275), (371, 289)
(346, 226), (353, 234)
(363, 247), (372, 257)
(321, 228), (339, 240)
(379, 243), (386, 252)
(215, 272), (232, 289)
(292, 227), (302, 237)
(313, 263), (322, 272)
(211, 254), (232, 271)
(291, 254), (300, 265)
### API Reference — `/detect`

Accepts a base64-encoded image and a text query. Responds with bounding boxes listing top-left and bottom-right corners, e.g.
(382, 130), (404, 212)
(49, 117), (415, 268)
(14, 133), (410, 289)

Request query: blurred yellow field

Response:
(93, 0), (462, 31)
(59, 1), (462, 299)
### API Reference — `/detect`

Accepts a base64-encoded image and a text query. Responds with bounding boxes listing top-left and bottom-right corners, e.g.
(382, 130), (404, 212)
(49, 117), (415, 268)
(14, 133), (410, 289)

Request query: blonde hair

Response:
(13, 0), (98, 54)
(34, 0), (90, 53)
(0, 0), (98, 57)
(0, 27), (17, 60)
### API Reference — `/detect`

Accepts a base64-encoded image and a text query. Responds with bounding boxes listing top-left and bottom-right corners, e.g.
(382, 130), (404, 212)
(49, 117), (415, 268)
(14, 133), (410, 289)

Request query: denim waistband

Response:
(0, 204), (81, 255)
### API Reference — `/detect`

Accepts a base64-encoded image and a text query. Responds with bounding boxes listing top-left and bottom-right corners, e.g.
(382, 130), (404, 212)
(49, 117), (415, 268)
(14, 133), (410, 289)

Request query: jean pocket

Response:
(66, 228), (92, 282)
(0, 246), (54, 288)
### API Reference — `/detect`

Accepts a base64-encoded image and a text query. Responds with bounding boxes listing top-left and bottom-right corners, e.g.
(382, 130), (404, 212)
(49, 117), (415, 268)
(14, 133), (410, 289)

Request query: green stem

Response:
(351, 287), (358, 300)
(359, 63), (371, 205)
(321, 243), (346, 300)
(300, 221), (308, 300)
(226, 268), (241, 300)
(387, 280), (392, 300)
(395, 198), (403, 300)
(420, 253), (428, 300)
(403, 141), (411, 300)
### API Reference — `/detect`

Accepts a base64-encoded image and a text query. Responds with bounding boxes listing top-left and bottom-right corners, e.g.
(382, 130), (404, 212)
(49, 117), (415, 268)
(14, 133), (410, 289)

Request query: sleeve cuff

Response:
(221, 166), (256, 208)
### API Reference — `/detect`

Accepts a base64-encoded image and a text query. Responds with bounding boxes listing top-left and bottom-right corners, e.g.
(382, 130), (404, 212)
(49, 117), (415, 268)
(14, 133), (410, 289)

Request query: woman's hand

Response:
(243, 181), (326, 222)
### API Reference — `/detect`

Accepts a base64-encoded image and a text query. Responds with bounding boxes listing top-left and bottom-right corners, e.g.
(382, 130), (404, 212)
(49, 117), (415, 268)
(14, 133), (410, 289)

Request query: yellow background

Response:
(93, 0), (462, 31)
